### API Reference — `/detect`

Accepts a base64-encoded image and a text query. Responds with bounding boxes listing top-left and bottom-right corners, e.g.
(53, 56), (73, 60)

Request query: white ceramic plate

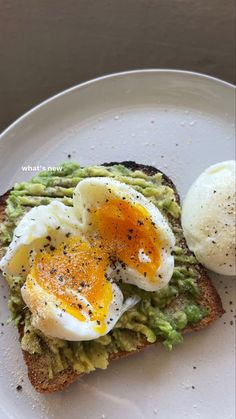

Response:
(0, 70), (235, 419)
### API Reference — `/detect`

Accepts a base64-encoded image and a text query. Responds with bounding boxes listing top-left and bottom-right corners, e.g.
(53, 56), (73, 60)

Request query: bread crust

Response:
(0, 162), (224, 393)
(0, 191), (10, 259)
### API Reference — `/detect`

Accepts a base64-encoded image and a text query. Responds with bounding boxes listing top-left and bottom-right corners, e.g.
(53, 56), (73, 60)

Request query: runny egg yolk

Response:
(28, 198), (161, 326)
(92, 198), (161, 279)
(29, 238), (112, 333)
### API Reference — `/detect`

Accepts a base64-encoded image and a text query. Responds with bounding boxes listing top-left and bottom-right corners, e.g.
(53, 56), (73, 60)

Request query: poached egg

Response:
(181, 161), (236, 276)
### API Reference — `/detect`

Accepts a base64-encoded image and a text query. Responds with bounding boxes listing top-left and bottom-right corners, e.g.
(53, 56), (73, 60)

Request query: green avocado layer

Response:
(0, 163), (208, 377)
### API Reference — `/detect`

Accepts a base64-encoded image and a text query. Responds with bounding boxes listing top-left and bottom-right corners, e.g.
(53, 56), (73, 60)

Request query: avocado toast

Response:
(0, 161), (224, 393)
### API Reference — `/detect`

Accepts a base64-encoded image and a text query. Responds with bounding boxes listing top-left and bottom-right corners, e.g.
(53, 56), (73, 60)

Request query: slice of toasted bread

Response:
(0, 161), (224, 393)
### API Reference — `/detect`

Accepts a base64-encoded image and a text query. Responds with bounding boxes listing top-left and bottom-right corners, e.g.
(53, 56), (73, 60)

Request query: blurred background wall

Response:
(0, 0), (235, 132)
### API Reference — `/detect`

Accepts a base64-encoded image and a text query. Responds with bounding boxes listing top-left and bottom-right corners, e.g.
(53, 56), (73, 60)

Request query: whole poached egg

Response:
(0, 178), (175, 341)
(182, 161), (236, 276)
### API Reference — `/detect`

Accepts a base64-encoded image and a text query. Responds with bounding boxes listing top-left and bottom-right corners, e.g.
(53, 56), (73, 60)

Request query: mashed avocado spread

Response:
(0, 163), (208, 377)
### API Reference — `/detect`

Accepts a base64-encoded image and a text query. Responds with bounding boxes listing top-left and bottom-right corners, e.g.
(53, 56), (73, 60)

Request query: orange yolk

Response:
(29, 198), (161, 323)
(92, 199), (161, 279)
(31, 238), (112, 328)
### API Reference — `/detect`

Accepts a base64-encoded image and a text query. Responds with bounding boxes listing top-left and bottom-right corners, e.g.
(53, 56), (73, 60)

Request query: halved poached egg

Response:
(0, 178), (175, 340)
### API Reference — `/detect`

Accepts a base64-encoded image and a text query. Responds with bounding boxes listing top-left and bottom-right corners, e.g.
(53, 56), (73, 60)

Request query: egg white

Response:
(182, 160), (236, 276)
(0, 200), (82, 276)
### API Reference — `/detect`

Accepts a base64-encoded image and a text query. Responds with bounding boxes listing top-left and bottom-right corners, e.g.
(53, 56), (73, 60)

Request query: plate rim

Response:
(1, 68), (235, 139)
